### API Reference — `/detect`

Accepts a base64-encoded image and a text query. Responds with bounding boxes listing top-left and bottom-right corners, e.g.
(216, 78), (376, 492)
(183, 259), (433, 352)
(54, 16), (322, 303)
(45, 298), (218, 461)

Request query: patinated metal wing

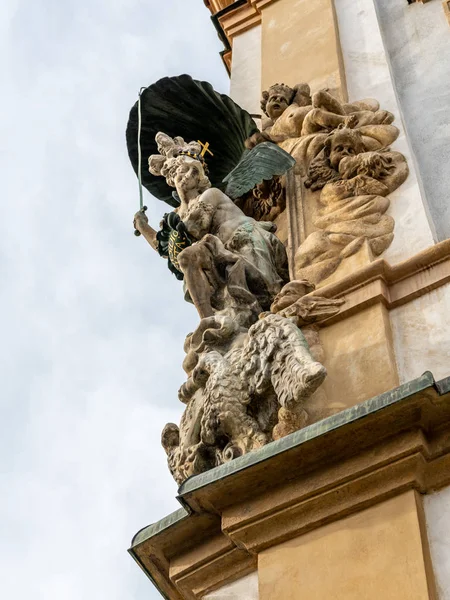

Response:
(223, 142), (295, 200)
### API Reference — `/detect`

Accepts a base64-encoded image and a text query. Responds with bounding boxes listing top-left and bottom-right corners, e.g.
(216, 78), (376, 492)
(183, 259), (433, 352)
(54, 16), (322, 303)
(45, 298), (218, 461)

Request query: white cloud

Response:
(0, 1), (228, 598)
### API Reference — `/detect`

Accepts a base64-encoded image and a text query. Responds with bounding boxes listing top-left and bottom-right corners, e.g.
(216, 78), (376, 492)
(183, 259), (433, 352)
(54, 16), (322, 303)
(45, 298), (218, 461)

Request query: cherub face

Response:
(174, 162), (201, 192)
(266, 92), (290, 120)
(329, 135), (360, 170)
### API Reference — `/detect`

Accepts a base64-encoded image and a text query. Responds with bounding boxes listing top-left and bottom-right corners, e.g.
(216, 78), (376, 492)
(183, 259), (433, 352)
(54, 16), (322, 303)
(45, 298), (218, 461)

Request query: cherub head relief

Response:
(261, 83), (312, 121)
(305, 127), (365, 191)
(148, 133), (211, 196)
(326, 127), (365, 170)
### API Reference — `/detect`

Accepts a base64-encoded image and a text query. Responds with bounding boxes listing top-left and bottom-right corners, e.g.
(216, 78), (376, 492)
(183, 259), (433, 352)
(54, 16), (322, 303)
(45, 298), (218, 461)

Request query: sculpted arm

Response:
(133, 209), (158, 251)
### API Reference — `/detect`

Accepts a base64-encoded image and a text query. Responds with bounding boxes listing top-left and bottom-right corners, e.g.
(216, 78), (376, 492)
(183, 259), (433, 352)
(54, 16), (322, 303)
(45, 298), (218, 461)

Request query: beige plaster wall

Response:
(260, 0), (347, 99)
(259, 491), (433, 600)
(390, 284), (450, 384)
(203, 572), (259, 600)
(424, 486), (450, 600)
(230, 26), (262, 117)
(334, 0), (435, 266)
(320, 303), (398, 410)
(374, 0), (450, 242)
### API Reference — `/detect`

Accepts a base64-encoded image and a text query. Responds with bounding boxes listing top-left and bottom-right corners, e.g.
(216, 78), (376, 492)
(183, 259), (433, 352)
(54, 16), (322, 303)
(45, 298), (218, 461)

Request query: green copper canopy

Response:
(126, 74), (259, 207)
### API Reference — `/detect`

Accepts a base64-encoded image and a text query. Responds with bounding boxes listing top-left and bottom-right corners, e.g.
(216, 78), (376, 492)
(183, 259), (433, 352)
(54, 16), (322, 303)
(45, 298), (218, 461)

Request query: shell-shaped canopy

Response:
(126, 74), (259, 207)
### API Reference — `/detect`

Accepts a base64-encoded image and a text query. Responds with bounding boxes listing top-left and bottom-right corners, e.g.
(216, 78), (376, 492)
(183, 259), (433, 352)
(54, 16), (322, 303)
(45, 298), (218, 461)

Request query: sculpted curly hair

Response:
(305, 127), (365, 191)
(260, 83), (312, 116)
(261, 83), (295, 116)
(148, 132), (211, 192)
(152, 155), (211, 192)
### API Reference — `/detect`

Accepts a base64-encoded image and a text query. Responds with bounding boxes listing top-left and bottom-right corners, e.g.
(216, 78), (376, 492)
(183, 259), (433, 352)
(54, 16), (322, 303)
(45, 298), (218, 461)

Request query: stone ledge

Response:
(311, 239), (450, 327)
(205, 0), (283, 73)
(129, 372), (450, 599)
(203, 1), (237, 16)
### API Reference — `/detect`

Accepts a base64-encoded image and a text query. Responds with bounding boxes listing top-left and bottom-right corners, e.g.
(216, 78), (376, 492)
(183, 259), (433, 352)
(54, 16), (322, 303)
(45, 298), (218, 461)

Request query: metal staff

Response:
(134, 87), (147, 236)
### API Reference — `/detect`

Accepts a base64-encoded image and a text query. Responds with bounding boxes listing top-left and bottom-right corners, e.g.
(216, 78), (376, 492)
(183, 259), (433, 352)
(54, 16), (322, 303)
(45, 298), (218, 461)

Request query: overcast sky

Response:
(1, 1), (228, 598)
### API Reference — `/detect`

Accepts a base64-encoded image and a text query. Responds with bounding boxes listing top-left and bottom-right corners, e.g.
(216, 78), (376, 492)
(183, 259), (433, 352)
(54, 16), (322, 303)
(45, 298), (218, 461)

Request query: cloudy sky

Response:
(1, 1), (228, 598)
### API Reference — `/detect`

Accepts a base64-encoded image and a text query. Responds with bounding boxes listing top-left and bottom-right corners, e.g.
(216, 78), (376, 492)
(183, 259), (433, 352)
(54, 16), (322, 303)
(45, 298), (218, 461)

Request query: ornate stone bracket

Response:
(131, 373), (450, 600)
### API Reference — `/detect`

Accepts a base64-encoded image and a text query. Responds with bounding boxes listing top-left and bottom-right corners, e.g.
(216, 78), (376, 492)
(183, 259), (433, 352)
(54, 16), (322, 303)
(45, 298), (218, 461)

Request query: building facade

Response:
(129, 1), (450, 598)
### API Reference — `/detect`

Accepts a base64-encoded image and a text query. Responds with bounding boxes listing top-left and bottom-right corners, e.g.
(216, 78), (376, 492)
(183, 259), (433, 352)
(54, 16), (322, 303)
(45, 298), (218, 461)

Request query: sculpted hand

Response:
(133, 207), (148, 235)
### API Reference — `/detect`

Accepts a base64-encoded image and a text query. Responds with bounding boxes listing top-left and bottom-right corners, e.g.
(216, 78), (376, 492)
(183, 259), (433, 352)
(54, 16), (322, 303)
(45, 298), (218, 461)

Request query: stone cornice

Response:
(219, 1), (283, 38)
(311, 239), (450, 327)
(130, 372), (450, 599)
(204, 0), (238, 15)
(207, 1), (281, 43)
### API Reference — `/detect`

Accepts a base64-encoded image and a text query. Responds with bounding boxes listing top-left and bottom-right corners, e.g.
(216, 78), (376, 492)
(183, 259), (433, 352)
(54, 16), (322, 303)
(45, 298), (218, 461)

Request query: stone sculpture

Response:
(133, 132), (342, 484)
(223, 141), (295, 221)
(161, 287), (342, 485)
(135, 134), (290, 325)
(247, 82), (409, 284)
(297, 127), (408, 282)
(127, 79), (408, 484)
(254, 83), (396, 144)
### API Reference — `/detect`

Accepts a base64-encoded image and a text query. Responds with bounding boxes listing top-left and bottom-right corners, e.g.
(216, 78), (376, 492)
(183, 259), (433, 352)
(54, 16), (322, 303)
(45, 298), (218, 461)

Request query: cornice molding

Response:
(130, 373), (450, 599)
(204, 0), (239, 15)
(208, 0), (282, 45)
(312, 239), (450, 327)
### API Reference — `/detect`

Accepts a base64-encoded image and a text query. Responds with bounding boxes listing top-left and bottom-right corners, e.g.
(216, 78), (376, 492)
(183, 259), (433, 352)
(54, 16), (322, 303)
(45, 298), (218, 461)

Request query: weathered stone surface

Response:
(248, 82), (408, 284)
(133, 132), (342, 483)
(129, 373), (450, 600)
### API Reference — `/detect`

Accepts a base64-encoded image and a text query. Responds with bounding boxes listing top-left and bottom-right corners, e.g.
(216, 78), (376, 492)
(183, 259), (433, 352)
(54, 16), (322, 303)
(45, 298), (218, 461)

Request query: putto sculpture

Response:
(125, 74), (409, 484)
(246, 82), (408, 284)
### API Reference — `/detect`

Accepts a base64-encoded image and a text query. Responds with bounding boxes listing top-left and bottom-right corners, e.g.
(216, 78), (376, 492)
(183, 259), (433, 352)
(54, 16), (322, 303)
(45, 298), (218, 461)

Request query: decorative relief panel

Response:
(247, 82), (409, 285)
(126, 75), (410, 485)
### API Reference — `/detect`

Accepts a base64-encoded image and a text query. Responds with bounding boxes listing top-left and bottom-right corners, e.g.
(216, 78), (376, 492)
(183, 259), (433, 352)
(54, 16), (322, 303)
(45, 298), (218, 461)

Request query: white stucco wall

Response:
(374, 0), (450, 242)
(334, 0), (435, 265)
(230, 26), (262, 117)
(390, 284), (450, 384)
(424, 486), (450, 599)
(203, 573), (259, 600)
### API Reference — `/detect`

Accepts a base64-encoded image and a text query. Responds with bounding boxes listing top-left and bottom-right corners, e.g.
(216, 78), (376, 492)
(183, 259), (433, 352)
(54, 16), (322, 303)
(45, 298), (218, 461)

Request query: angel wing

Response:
(223, 142), (296, 200)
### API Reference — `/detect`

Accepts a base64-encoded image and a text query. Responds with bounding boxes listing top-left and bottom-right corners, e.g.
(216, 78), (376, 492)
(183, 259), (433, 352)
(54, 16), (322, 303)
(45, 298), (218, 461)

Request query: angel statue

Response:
(126, 75), (344, 484)
(134, 133), (295, 324)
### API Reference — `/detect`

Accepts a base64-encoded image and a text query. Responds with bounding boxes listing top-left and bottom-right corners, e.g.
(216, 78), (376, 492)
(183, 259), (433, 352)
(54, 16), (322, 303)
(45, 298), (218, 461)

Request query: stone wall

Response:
(375, 0), (450, 242)
(334, 0), (435, 264)
(424, 486), (450, 600)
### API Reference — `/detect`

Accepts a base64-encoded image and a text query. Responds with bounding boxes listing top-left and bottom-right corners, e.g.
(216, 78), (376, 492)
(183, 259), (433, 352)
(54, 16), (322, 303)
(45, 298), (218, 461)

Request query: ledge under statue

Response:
(126, 74), (408, 484)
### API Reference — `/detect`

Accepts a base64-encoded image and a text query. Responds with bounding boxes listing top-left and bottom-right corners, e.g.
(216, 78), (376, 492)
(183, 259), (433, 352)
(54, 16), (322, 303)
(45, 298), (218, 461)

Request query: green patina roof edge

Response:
(437, 375), (450, 395)
(178, 371), (436, 495)
(130, 507), (189, 548)
(130, 371), (450, 551)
